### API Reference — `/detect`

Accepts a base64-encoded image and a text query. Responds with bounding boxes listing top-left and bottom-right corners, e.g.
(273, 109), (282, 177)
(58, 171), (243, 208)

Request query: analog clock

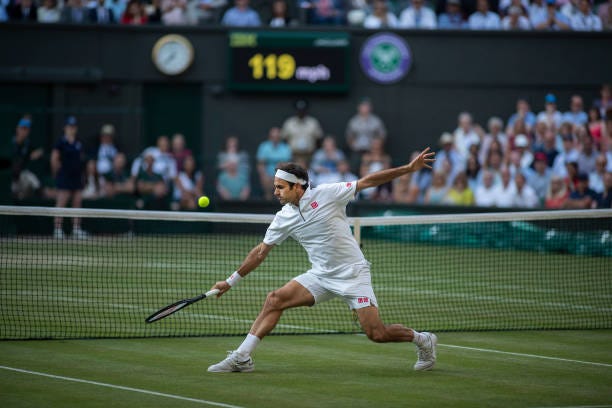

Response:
(152, 34), (194, 76)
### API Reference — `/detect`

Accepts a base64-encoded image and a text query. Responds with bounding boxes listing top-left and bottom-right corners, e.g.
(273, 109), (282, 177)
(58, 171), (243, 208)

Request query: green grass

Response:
(1, 331), (611, 407)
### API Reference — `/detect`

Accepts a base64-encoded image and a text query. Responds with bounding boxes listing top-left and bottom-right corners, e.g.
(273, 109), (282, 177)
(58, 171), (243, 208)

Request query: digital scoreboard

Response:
(228, 31), (350, 93)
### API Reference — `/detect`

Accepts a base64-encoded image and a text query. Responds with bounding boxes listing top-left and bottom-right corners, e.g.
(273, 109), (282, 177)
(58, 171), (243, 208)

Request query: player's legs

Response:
(70, 189), (83, 230)
(54, 189), (71, 232)
(355, 305), (414, 343)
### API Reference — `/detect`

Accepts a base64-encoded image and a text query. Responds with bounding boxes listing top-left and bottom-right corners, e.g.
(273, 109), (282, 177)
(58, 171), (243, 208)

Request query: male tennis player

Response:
(208, 147), (437, 373)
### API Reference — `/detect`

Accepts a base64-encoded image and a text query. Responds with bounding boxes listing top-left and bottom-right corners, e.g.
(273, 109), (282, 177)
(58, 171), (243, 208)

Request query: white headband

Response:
(275, 169), (307, 185)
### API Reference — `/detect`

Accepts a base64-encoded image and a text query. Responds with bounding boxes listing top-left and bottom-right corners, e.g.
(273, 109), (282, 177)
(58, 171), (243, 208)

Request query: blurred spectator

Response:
(136, 153), (168, 209)
(528, 0), (547, 27)
(61, 0), (89, 23)
(82, 159), (106, 199)
(525, 152), (552, 202)
(598, 0), (612, 29)
(576, 131), (598, 174)
(434, 132), (464, 186)
(146, 0), (163, 22)
(346, 0), (368, 26)
(544, 174), (569, 208)
(281, 99), (323, 164)
(595, 171), (612, 208)
(494, 167), (516, 207)
(161, 0), (190, 24)
(444, 172), (475, 206)
(96, 124), (118, 176)
(593, 84), (612, 119)
(570, 0), (602, 30)
(392, 173), (420, 204)
(502, 5), (531, 28)
(589, 154), (607, 193)
(560, 0), (579, 19)
(552, 133), (579, 176)
(565, 160), (579, 191)
(121, 0), (148, 23)
(217, 156), (250, 200)
(465, 154), (481, 191)
(345, 97), (386, 172)
(311, 135), (345, 184)
(8, 0), (37, 21)
(512, 171), (539, 207)
(535, 127), (559, 167)
(37, 0), (61, 22)
(424, 171), (448, 205)
(438, 0), (468, 28)
(107, 0), (128, 20)
(475, 169), (500, 206)
(532, 0), (570, 29)
(506, 98), (536, 135)
(335, 159), (358, 183)
(500, 0), (528, 15)
(587, 106), (603, 147)
(513, 134), (534, 169)
(481, 148), (504, 186)
(51, 116), (88, 239)
(11, 117), (44, 200)
(218, 135), (250, 178)
(171, 133), (192, 173)
(359, 138), (392, 201)
(103, 152), (134, 197)
(536, 93), (563, 131)
(408, 150), (433, 203)
(565, 172), (598, 208)
(364, 0), (399, 28)
(221, 0), (262, 25)
(256, 126), (292, 200)
(193, 0), (226, 24)
(562, 95), (588, 126)
(532, 119), (549, 149)
(173, 155), (204, 209)
(269, 0), (296, 25)
(453, 111), (480, 161)
(89, 0), (117, 22)
(480, 116), (508, 165)
(307, 0), (346, 24)
(468, 0), (501, 29)
(399, 0), (437, 28)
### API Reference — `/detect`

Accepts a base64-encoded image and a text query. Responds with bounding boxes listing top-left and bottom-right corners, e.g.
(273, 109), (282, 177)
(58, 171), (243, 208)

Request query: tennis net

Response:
(1, 206), (610, 340)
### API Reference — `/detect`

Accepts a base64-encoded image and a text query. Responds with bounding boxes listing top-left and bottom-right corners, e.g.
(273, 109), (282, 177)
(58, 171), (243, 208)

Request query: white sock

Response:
(412, 330), (426, 347)
(235, 334), (260, 358)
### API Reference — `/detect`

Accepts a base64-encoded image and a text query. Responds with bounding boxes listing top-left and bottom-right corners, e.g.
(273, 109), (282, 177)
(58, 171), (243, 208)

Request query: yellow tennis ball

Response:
(198, 196), (210, 208)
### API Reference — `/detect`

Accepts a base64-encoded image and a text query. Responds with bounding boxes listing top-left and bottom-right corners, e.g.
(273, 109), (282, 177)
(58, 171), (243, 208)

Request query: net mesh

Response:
(1, 206), (611, 340)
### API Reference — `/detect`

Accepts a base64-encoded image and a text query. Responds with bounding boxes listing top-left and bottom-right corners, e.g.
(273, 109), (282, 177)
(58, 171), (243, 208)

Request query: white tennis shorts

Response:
(293, 263), (378, 310)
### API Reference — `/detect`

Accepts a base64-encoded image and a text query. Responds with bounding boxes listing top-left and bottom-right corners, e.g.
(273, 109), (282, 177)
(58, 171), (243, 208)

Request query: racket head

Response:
(145, 299), (191, 323)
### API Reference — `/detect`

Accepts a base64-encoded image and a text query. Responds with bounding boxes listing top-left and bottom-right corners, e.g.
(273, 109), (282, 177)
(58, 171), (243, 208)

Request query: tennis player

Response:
(208, 147), (437, 373)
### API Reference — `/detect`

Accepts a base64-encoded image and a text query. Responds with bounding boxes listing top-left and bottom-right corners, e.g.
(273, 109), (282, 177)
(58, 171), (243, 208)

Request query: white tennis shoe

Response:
(414, 332), (437, 371)
(207, 351), (254, 373)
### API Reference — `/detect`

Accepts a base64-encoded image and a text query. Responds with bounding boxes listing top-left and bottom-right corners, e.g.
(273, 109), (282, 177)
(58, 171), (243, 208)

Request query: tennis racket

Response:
(145, 289), (220, 323)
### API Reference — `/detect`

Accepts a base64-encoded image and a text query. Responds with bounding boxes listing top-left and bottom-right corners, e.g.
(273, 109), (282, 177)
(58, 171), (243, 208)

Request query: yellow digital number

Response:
(248, 53), (264, 79)
(277, 54), (295, 80)
(247, 53), (296, 81)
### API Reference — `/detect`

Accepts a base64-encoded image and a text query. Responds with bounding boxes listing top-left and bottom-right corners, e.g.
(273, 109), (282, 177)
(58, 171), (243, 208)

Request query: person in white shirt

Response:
(207, 148), (438, 373)
(494, 168), (517, 207)
(502, 5), (531, 29)
(475, 169), (501, 206)
(570, 0), (602, 29)
(399, 0), (437, 28)
(364, 0), (399, 28)
(512, 171), (540, 207)
(468, 0), (501, 29)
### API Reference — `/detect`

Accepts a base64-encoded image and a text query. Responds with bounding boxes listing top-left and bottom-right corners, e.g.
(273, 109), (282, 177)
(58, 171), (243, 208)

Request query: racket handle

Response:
(205, 289), (220, 297)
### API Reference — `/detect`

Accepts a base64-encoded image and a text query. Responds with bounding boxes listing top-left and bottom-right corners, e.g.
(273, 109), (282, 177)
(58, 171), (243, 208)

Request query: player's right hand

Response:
(211, 281), (231, 297)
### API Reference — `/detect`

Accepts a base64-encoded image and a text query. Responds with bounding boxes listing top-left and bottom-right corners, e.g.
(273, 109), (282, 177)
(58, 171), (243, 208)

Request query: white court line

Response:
(0, 365), (244, 408)
(438, 343), (612, 368)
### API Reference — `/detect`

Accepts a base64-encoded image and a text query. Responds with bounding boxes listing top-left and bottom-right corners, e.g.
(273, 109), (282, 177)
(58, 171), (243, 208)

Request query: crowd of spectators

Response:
(8, 84), (612, 231)
(1, 0), (610, 30)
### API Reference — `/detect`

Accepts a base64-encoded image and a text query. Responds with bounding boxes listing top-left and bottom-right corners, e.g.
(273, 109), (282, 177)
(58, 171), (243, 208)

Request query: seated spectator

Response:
(281, 99), (323, 164)
(453, 111), (480, 161)
(345, 97), (386, 172)
(536, 93), (563, 132)
(528, 0), (547, 26)
(364, 0), (398, 28)
(564, 172), (598, 208)
(535, 127), (559, 168)
(8, 0), (37, 21)
(595, 171), (612, 208)
(589, 154), (607, 193)
(131, 135), (177, 183)
(173, 155), (204, 210)
(438, 0), (468, 28)
(359, 138), (392, 201)
(513, 171), (540, 207)
(121, 0), (148, 24)
(108, 0), (129, 21)
(217, 156), (250, 200)
(481, 148), (504, 186)
(513, 133), (534, 169)
(161, 0), (190, 25)
(218, 135), (250, 177)
(474, 169), (501, 206)
(544, 174), (569, 208)
(552, 133), (579, 177)
(444, 172), (475, 206)
(147, 0), (163, 23)
(82, 159), (106, 200)
(502, 5), (531, 28)
(11, 117), (44, 200)
(392, 172), (419, 204)
(499, 0), (528, 15)
(335, 159), (358, 183)
(96, 124), (118, 176)
(424, 171), (449, 205)
(465, 154), (481, 191)
(89, 0), (116, 22)
(61, 0), (89, 23)
(256, 127), (292, 200)
(171, 133), (192, 173)
(434, 132), (464, 186)
(346, 0), (369, 26)
(570, 0), (602, 30)
(193, 0), (227, 25)
(136, 153), (169, 209)
(532, 0), (570, 30)
(562, 95), (588, 126)
(593, 84), (612, 120)
(308, 0), (346, 24)
(269, 0), (296, 26)
(399, 0), (437, 28)
(37, 0), (61, 22)
(480, 116), (508, 165)
(564, 160), (580, 191)
(494, 168), (516, 207)
(587, 106), (603, 147)
(311, 135), (345, 183)
(221, 0), (261, 25)
(103, 152), (134, 197)
(506, 98), (536, 135)
(576, 131), (599, 175)
(598, 0), (612, 29)
(468, 0), (501, 29)
(525, 152), (552, 202)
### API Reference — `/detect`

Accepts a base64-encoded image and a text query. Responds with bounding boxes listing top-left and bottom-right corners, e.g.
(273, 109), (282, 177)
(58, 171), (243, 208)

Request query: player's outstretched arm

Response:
(356, 147), (435, 192)
(210, 242), (274, 296)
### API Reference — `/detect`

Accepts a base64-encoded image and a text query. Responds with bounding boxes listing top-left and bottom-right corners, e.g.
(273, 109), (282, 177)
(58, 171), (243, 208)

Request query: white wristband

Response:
(226, 271), (242, 287)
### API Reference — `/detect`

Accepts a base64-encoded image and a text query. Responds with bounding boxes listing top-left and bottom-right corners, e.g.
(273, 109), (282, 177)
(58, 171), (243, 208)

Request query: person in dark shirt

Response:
(564, 172), (598, 209)
(595, 172), (612, 208)
(11, 117), (44, 199)
(50, 116), (88, 239)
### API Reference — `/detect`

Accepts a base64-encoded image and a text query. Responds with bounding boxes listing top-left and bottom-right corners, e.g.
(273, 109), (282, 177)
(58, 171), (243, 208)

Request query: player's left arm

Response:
(356, 147), (435, 193)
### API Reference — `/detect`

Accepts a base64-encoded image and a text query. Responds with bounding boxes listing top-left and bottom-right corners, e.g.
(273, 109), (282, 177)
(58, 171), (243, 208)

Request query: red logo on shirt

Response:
(357, 297), (369, 304)
(310, 201), (319, 209)
(346, 182), (352, 188)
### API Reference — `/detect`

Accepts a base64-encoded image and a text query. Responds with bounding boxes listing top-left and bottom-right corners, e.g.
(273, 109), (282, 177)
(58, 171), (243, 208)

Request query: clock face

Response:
(152, 35), (194, 76)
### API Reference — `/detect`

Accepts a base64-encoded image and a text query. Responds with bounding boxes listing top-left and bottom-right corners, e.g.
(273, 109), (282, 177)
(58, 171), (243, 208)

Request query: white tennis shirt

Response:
(263, 182), (367, 278)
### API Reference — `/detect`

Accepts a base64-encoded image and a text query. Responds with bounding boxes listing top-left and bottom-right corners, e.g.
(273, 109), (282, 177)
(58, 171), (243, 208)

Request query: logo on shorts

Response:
(357, 296), (370, 305)
(346, 182), (352, 188)
(310, 201), (319, 209)
(360, 32), (412, 85)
